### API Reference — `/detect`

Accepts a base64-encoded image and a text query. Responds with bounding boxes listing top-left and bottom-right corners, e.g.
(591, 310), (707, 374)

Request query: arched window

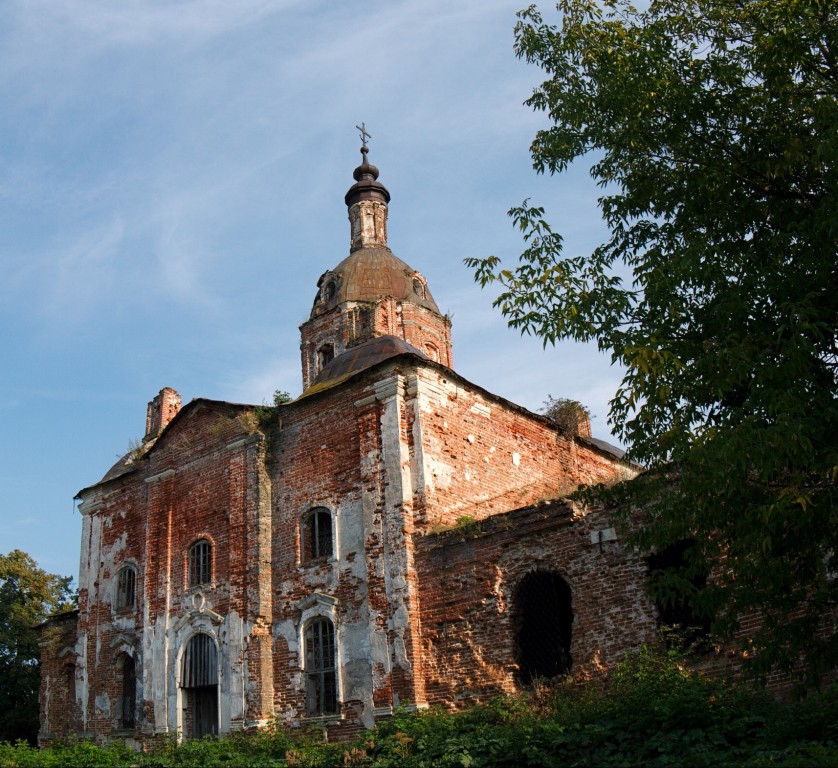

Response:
(305, 618), (337, 716)
(513, 570), (573, 684)
(302, 508), (333, 562)
(118, 654), (136, 729)
(322, 280), (336, 302)
(425, 343), (440, 363)
(116, 565), (137, 610)
(412, 277), (426, 299)
(188, 539), (212, 588)
(317, 344), (335, 371)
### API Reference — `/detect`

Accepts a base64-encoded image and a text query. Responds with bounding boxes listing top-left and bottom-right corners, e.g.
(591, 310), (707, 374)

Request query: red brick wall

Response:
(415, 502), (660, 706)
(299, 298), (452, 390)
(38, 611), (81, 744)
(408, 367), (633, 529)
(69, 401), (271, 740)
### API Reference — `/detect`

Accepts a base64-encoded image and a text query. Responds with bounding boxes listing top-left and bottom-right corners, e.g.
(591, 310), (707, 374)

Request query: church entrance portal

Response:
(181, 633), (218, 738)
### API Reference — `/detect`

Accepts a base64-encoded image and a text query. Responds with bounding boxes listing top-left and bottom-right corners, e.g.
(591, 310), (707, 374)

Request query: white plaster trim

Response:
(589, 528), (618, 545)
(145, 469), (175, 484)
(109, 633), (138, 651)
(77, 498), (104, 515)
(226, 435), (263, 451)
(297, 592), (338, 612)
(373, 376), (403, 401)
(173, 607), (224, 633)
(354, 394), (377, 408)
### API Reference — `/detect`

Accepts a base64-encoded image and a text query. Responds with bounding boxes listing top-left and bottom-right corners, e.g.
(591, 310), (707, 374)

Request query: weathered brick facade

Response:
(39, 148), (658, 745)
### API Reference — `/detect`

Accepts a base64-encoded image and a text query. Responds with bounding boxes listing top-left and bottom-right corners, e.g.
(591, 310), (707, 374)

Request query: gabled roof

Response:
(76, 398), (251, 497)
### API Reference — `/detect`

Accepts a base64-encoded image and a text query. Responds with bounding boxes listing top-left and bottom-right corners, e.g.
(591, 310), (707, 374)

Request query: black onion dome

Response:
(344, 146), (390, 207)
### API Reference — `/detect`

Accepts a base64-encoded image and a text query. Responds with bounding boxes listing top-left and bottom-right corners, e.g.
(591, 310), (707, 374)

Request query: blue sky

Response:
(0, 0), (621, 583)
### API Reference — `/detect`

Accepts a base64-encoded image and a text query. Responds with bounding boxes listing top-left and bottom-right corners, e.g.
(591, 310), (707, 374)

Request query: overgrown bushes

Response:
(3, 647), (836, 767)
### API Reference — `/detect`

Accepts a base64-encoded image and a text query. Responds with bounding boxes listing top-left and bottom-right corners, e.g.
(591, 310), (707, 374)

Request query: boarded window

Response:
(513, 570), (573, 684)
(116, 566), (136, 610)
(305, 618), (337, 716)
(302, 508), (333, 562)
(119, 654), (136, 729)
(188, 539), (212, 588)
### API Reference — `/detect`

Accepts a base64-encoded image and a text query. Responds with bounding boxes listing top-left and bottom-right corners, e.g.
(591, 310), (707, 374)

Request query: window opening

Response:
(188, 539), (212, 588)
(317, 344), (335, 371)
(412, 277), (425, 299)
(116, 565), (136, 610)
(181, 633), (219, 738)
(425, 343), (440, 362)
(647, 539), (712, 648)
(322, 281), (336, 301)
(513, 570), (573, 684)
(65, 664), (76, 705)
(305, 618), (337, 716)
(119, 654), (136, 729)
(302, 508), (333, 562)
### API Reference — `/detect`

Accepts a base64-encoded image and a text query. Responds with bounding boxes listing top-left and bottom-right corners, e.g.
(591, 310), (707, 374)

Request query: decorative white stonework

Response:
(348, 199), (388, 250)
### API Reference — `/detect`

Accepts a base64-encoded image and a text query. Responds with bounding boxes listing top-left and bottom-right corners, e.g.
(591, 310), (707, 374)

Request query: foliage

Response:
(466, 0), (838, 684)
(3, 649), (838, 765)
(540, 395), (591, 435)
(0, 550), (75, 745)
(273, 390), (292, 406)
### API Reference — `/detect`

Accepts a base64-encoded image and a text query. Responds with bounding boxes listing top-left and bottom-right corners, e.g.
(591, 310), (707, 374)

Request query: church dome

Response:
(311, 246), (440, 317)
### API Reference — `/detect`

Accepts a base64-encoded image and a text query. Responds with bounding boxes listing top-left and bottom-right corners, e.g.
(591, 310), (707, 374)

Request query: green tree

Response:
(468, 0), (837, 684)
(540, 395), (592, 435)
(0, 550), (75, 744)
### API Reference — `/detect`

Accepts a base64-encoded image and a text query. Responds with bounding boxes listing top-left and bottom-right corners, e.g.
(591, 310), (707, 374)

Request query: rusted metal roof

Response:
(311, 246), (441, 316)
(300, 335), (428, 398)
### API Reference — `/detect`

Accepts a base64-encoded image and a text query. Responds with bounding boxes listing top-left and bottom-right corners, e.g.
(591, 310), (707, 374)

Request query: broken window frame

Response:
(301, 508), (334, 563)
(304, 617), (338, 716)
(188, 539), (213, 588)
(116, 565), (137, 611)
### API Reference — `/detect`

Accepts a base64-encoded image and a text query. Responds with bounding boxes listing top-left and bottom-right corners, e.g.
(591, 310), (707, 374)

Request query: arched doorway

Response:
(513, 570), (574, 684)
(181, 633), (218, 738)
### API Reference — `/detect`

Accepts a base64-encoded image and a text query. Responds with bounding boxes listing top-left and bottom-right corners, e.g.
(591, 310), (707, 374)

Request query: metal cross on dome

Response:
(356, 122), (371, 149)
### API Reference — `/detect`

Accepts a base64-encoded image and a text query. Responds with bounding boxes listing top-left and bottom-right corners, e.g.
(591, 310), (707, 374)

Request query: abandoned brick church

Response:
(38, 145), (660, 745)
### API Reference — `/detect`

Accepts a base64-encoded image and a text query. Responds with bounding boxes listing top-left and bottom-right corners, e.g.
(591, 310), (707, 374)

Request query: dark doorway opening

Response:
(118, 654), (136, 729)
(187, 687), (218, 739)
(513, 570), (574, 684)
(181, 633), (218, 738)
